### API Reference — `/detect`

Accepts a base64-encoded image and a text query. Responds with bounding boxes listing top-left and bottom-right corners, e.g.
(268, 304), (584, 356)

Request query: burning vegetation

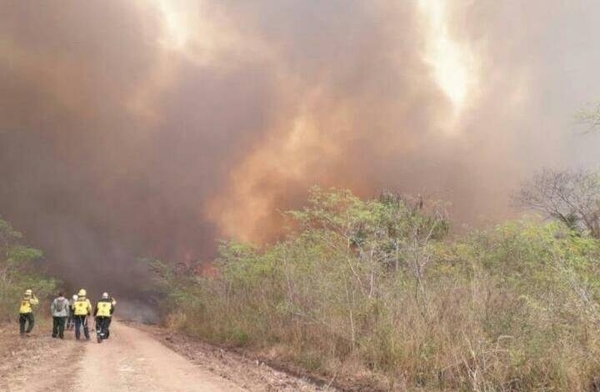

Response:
(1, 1), (600, 390)
(1, 1), (598, 293)
(152, 187), (600, 391)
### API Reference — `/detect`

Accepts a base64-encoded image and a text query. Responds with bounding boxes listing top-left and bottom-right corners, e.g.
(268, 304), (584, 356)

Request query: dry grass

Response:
(155, 191), (600, 391)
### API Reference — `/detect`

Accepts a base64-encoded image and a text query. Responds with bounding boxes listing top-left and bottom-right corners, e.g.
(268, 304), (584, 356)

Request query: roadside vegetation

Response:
(152, 181), (600, 392)
(0, 217), (56, 321)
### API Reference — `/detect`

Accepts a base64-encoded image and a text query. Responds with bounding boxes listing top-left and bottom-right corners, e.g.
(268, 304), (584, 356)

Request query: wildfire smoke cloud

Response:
(0, 0), (598, 294)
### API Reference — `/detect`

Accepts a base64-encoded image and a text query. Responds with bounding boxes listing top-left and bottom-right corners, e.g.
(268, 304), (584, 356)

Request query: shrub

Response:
(0, 217), (57, 321)
(155, 189), (600, 391)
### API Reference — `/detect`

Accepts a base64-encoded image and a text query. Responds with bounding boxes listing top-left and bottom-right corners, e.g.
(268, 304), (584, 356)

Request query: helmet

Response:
(102, 292), (109, 299)
(72, 295), (78, 301)
(24, 289), (32, 296)
(78, 289), (86, 297)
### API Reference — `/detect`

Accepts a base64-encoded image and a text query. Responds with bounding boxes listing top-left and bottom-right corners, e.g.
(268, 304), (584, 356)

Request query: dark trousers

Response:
(106, 317), (112, 338)
(74, 315), (90, 340)
(66, 313), (75, 330)
(52, 316), (66, 338)
(95, 316), (111, 338)
(19, 313), (34, 334)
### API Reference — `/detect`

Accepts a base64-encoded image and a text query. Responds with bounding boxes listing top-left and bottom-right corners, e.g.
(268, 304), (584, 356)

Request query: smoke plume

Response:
(0, 1), (599, 296)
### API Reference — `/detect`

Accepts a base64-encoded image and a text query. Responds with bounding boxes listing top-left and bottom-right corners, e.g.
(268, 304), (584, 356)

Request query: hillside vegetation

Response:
(0, 217), (56, 321)
(153, 188), (600, 391)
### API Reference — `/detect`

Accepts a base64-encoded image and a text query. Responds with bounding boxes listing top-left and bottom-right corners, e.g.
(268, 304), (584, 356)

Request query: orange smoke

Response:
(0, 0), (595, 294)
(205, 1), (486, 241)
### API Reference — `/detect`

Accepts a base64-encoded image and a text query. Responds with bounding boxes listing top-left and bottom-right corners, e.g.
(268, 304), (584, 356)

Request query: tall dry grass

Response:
(155, 190), (600, 391)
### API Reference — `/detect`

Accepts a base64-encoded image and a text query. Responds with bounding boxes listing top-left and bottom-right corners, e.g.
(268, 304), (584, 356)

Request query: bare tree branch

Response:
(515, 169), (600, 238)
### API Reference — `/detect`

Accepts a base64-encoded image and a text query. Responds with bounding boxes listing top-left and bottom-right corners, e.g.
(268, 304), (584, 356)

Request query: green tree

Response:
(0, 217), (56, 320)
(152, 188), (600, 391)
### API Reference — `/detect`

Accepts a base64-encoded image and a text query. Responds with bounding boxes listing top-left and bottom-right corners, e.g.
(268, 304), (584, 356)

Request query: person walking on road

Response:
(73, 289), (93, 340)
(66, 294), (77, 331)
(94, 292), (115, 342)
(50, 291), (69, 339)
(19, 289), (39, 336)
(107, 294), (117, 338)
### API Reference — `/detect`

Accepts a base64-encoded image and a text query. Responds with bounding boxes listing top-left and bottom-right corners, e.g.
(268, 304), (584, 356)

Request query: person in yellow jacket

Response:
(72, 289), (93, 340)
(19, 289), (39, 336)
(93, 292), (115, 342)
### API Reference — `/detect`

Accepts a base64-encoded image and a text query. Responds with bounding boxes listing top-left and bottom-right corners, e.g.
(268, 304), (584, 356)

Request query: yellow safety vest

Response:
(73, 298), (92, 316)
(96, 301), (113, 317)
(19, 298), (32, 314)
(19, 296), (38, 314)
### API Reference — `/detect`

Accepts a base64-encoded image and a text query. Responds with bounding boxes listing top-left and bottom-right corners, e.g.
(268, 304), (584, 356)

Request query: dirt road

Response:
(0, 321), (333, 392)
(73, 322), (246, 392)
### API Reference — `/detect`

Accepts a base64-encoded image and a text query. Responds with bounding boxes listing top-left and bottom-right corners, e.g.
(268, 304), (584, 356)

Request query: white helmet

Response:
(72, 295), (78, 301)
(102, 292), (109, 299)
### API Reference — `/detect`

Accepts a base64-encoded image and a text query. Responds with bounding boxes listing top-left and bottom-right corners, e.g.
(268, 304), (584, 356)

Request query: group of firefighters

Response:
(18, 288), (116, 342)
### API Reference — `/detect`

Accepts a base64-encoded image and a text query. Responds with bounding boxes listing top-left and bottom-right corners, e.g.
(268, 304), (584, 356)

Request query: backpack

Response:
(55, 298), (66, 312)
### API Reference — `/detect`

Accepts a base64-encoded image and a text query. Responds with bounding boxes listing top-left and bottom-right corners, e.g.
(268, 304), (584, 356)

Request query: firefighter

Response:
(107, 295), (117, 338)
(66, 294), (78, 331)
(94, 292), (115, 342)
(19, 289), (39, 336)
(72, 289), (93, 340)
(50, 291), (69, 339)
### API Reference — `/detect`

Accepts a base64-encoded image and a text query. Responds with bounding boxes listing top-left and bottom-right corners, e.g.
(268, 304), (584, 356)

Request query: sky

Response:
(0, 0), (599, 295)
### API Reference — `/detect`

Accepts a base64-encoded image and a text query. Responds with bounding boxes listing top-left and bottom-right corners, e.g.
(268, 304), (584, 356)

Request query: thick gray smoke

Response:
(0, 1), (599, 297)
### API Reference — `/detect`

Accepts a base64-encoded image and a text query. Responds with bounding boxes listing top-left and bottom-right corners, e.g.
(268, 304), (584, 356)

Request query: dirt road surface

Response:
(73, 322), (246, 392)
(0, 321), (334, 392)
